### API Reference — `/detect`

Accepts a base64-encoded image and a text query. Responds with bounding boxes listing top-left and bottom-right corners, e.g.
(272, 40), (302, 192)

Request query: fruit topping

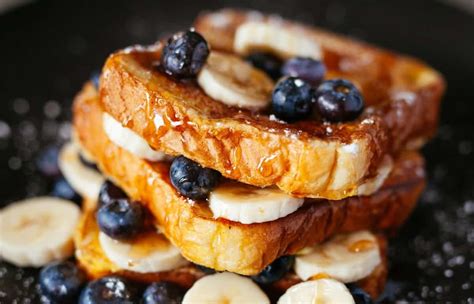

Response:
(143, 282), (186, 304)
(281, 57), (326, 87)
(161, 30), (210, 78)
(39, 261), (86, 303)
(271, 77), (315, 122)
(98, 180), (128, 208)
(51, 178), (81, 204)
(347, 284), (374, 304)
(245, 52), (283, 80)
(251, 256), (295, 284)
(314, 79), (364, 122)
(79, 276), (138, 304)
(170, 156), (221, 200)
(96, 198), (144, 240)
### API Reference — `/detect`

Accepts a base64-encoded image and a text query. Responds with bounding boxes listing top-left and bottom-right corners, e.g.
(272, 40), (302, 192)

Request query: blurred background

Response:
(0, 0), (473, 302)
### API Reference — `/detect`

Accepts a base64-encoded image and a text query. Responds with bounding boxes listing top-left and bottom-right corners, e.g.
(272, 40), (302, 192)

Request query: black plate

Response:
(0, 0), (473, 302)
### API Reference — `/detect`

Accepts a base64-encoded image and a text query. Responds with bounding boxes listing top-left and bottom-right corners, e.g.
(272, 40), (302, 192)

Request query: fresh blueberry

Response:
(245, 52), (282, 80)
(36, 146), (61, 178)
(98, 180), (128, 208)
(39, 261), (86, 303)
(281, 57), (326, 86)
(142, 281), (185, 304)
(161, 30), (210, 78)
(97, 198), (144, 240)
(346, 284), (374, 304)
(79, 153), (99, 172)
(90, 71), (100, 89)
(51, 178), (81, 203)
(170, 156), (221, 200)
(79, 276), (138, 304)
(314, 79), (364, 122)
(195, 264), (216, 275)
(271, 77), (315, 122)
(251, 256), (295, 284)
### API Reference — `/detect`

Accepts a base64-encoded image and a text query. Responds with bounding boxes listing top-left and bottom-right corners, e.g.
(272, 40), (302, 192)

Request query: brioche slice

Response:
(75, 83), (424, 275)
(98, 10), (443, 200)
(75, 202), (387, 300)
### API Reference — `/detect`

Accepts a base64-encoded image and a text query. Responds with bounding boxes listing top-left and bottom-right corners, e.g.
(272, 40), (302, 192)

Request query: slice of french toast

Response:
(98, 9), (443, 200)
(75, 83), (424, 275)
(75, 202), (388, 300)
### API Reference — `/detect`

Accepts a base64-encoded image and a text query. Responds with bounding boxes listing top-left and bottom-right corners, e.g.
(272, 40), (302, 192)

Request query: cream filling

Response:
(102, 113), (167, 162)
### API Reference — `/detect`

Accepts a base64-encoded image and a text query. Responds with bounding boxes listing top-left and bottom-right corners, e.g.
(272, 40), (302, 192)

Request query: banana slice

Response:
(182, 272), (270, 304)
(103, 112), (167, 161)
(234, 21), (322, 60)
(99, 230), (188, 273)
(209, 182), (304, 224)
(0, 197), (81, 267)
(58, 142), (105, 200)
(277, 279), (355, 304)
(295, 231), (381, 282)
(197, 51), (274, 110)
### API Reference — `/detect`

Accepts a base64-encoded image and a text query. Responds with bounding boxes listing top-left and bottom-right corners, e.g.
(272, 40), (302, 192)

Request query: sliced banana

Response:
(234, 21), (322, 60)
(277, 279), (355, 304)
(58, 142), (105, 200)
(103, 112), (167, 161)
(197, 51), (274, 110)
(182, 272), (270, 304)
(357, 155), (393, 196)
(295, 231), (381, 282)
(209, 182), (304, 224)
(0, 197), (81, 267)
(99, 230), (188, 273)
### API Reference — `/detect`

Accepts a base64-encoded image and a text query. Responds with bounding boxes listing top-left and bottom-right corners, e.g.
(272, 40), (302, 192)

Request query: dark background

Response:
(0, 0), (473, 303)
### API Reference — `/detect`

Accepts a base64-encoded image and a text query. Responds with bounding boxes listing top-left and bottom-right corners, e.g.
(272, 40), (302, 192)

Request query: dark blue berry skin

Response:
(314, 79), (364, 122)
(346, 284), (374, 304)
(36, 146), (61, 178)
(170, 156), (221, 200)
(142, 282), (185, 304)
(195, 264), (216, 275)
(51, 178), (81, 204)
(251, 256), (295, 284)
(281, 57), (326, 86)
(90, 72), (100, 89)
(97, 199), (144, 240)
(39, 261), (86, 303)
(271, 77), (315, 122)
(79, 276), (138, 304)
(98, 180), (128, 208)
(245, 52), (282, 80)
(161, 30), (210, 78)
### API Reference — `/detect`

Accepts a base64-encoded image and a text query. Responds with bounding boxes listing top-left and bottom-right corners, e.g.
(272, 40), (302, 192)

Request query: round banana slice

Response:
(99, 231), (188, 273)
(58, 142), (105, 200)
(277, 279), (355, 304)
(234, 21), (322, 60)
(197, 51), (274, 110)
(209, 182), (304, 224)
(183, 272), (270, 304)
(295, 231), (381, 282)
(103, 112), (167, 162)
(0, 197), (81, 267)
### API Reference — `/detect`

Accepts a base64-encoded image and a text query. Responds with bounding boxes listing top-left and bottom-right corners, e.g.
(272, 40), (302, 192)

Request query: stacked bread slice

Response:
(68, 9), (444, 302)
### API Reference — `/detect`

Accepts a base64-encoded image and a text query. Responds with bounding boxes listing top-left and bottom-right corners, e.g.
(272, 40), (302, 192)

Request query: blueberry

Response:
(170, 156), (221, 200)
(314, 79), (364, 122)
(346, 284), (374, 304)
(245, 52), (282, 80)
(161, 30), (210, 78)
(79, 153), (99, 172)
(98, 180), (128, 208)
(39, 261), (86, 303)
(97, 199), (144, 240)
(251, 256), (295, 284)
(143, 281), (185, 304)
(79, 276), (138, 304)
(90, 71), (100, 89)
(271, 77), (315, 122)
(281, 57), (326, 86)
(51, 178), (81, 203)
(195, 264), (216, 275)
(36, 146), (61, 178)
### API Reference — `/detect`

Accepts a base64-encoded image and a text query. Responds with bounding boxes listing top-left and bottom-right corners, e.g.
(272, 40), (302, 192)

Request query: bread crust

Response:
(75, 83), (424, 275)
(98, 9), (443, 200)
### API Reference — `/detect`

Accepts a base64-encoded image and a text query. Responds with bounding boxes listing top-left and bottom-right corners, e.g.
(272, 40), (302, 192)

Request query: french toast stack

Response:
(65, 8), (444, 303)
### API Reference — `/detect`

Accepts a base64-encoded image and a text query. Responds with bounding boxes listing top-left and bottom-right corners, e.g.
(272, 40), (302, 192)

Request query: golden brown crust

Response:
(98, 9), (443, 200)
(74, 84), (424, 275)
